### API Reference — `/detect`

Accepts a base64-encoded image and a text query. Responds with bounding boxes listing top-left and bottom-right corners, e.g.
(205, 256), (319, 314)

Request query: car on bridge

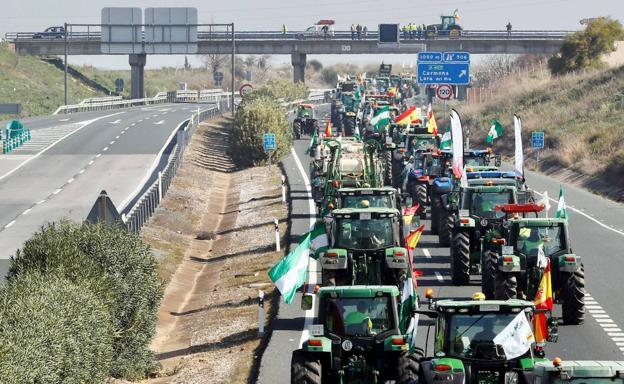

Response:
(297, 20), (335, 40)
(33, 26), (65, 39)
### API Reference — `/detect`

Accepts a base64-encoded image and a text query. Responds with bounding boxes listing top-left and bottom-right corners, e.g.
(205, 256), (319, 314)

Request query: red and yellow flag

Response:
(428, 111), (439, 135)
(396, 106), (416, 125)
(402, 203), (420, 226)
(533, 259), (553, 342)
(404, 224), (425, 250)
(324, 120), (332, 137)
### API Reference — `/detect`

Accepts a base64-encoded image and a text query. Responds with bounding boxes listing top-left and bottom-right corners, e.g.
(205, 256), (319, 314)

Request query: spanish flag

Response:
(533, 259), (553, 342)
(404, 224), (425, 250)
(396, 106), (416, 125)
(324, 120), (332, 137)
(402, 203), (420, 226)
(428, 111), (439, 135)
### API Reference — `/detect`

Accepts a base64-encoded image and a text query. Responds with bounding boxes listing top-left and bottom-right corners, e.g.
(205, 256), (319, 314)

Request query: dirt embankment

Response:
(136, 117), (288, 383)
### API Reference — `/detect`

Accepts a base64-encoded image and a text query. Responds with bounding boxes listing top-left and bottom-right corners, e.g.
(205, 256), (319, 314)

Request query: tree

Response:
(307, 59), (323, 71)
(184, 56), (191, 70)
(549, 17), (624, 75)
(202, 53), (228, 74)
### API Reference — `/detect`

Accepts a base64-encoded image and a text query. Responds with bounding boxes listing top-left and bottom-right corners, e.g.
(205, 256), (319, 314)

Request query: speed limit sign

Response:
(436, 84), (454, 100)
(239, 83), (253, 98)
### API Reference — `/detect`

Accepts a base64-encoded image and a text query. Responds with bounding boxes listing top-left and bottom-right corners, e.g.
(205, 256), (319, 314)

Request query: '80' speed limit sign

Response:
(436, 84), (454, 100)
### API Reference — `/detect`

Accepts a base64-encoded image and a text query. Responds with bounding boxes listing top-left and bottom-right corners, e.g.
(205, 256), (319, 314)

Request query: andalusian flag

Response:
(371, 106), (390, 131)
(396, 106), (416, 125)
(533, 255), (553, 343)
(309, 221), (329, 259)
(324, 120), (332, 137)
(404, 224), (425, 249)
(428, 111), (438, 135)
(306, 127), (318, 154)
(486, 119), (503, 144)
(400, 264), (419, 350)
(556, 185), (567, 220)
(354, 124), (361, 140)
(440, 128), (452, 149)
(268, 232), (312, 304)
(453, 9), (460, 20)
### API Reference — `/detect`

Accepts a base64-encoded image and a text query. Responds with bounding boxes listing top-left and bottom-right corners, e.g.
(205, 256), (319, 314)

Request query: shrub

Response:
(0, 271), (114, 383)
(8, 221), (163, 379)
(249, 79), (308, 102)
(230, 96), (291, 167)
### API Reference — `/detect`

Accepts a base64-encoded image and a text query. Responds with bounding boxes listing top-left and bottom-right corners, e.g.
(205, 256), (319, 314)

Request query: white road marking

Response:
(66, 178), (74, 184)
(88, 160), (95, 165)
(109, 119), (121, 124)
(131, 123), (136, 126)
(423, 248), (431, 258)
(120, 131), (125, 135)
(58, 118), (70, 122)
(53, 188), (62, 195)
(435, 272), (444, 282)
(5, 220), (15, 229)
(599, 322), (617, 326)
(96, 154), (101, 158)
(36, 200), (46, 205)
(608, 332), (624, 337)
(22, 208), (31, 215)
(589, 309), (606, 314)
(613, 338), (624, 342)
(78, 169), (85, 174)
(109, 141), (115, 145)
(103, 147), (109, 151)
(154, 120), (165, 125)
(115, 135), (120, 139)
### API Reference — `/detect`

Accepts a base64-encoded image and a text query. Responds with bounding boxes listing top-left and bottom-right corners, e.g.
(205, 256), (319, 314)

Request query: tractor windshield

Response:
(341, 195), (394, 209)
(323, 295), (394, 337)
(465, 156), (488, 167)
(515, 225), (565, 257)
(335, 217), (396, 250)
(408, 136), (436, 152)
(465, 190), (514, 219)
(447, 312), (528, 359)
(298, 107), (312, 118)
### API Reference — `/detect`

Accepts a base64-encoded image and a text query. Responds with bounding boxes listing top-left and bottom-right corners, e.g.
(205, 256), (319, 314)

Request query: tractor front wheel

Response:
(561, 266), (586, 325)
(438, 211), (453, 247)
(481, 250), (498, 299)
(291, 350), (322, 384)
(384, 151), (393, 187)
(495, 273), (518, 300)
(293, 121), (302, 140)
(415, 184), (427, 219)
(396, 350), (423, 384)
(450, 231), (471, 285)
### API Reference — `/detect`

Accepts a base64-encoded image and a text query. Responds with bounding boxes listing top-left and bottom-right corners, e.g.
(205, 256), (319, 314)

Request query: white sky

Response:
(1, 0), (623, 69)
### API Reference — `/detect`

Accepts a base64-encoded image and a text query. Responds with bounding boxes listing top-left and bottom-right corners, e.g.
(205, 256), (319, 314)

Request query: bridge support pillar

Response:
(129, 54), (147, 99)
(291, 52), (306, 83)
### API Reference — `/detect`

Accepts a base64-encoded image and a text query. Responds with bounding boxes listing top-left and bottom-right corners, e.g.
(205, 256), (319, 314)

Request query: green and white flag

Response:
(556, 185), (567, 220)
(371, 106), (390, 131)
(310, 221), (329, 259)
(268, 232), (312, 304)
(354, 124), (361, 140)
(306, 127), (318, 154)
(486, 119), (504, 144)
(440, 128), (452, 149)
(400, 266), (418, 350)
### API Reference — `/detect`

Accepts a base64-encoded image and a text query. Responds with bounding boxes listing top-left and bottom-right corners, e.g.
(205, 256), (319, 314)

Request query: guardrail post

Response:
(282, 175), (286, 203)
(274, 218), (280, 252)
(258, 290), (265, 337)
(158, 171), (163, 201)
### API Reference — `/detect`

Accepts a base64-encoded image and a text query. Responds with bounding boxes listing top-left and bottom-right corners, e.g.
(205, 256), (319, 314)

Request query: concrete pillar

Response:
(129, 53), (147, 99)
(291, 52), (307, 83)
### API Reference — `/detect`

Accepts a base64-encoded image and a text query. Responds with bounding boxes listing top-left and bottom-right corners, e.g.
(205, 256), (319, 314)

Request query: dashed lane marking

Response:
(22, 208), (31, 215)
(435, 272), (444, 282)
(66, 178), (74, 184)
(5, 220), (15, 229)
(103, 147), (109, 151)
(53, 188), (62, 195)
(423, 248), (431, 258)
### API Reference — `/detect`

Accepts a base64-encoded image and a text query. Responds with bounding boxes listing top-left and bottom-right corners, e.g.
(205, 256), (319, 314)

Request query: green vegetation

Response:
(0, 43), (104, 116)
(549, 17), (624, 75)
(3, 221), (163, 381)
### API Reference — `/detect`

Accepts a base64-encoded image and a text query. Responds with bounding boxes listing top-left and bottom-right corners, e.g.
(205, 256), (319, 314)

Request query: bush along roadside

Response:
(3, 220), (163, 381)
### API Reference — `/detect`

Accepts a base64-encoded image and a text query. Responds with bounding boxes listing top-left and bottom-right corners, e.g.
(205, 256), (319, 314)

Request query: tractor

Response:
(417, 293), (558, 384)
(293, 103), (319, 139)
(292, 285), (421, 384)
(426, 15), (462, 38)
(318, 207), (409, 287)
(447, 185), (519, 285)
(533, 359), (624, 384)
(480, 204), (585, 325)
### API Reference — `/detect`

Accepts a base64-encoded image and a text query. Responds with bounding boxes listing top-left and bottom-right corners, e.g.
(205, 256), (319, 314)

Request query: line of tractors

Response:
(288, 68), (606, 384)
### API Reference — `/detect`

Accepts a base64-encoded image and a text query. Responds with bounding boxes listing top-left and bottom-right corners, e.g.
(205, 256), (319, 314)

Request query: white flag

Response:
(537, 246), (548, 269)
(460, 166), (468, 188)
(493, 311), (534, 360)
(537, 191), (550, 213)
(450, 109), (464, 179)
(514, 114), (524, 178)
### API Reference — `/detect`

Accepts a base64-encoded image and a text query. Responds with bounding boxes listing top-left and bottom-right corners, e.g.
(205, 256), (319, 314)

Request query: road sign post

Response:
(532, 131), (545, 164)
(263, 132), (276, 167)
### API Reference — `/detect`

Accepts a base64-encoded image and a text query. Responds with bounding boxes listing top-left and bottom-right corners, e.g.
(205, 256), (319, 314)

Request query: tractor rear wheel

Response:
(293, 121), (302, 140)
(343, 117), (355, 136)
(450, 231), (471, 285)
(481, 250), (498, 299)
(430, 196), (441, 235)
(291, 350), (322, 384)
(396, 350), (423, 384)
(561, 266), (586, 325)
(495, 273), (518, 300)
(384, 151), (393, 187)
(438, 211), (453, 247)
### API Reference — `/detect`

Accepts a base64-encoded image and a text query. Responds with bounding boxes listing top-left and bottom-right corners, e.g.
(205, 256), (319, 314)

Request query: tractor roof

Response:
(332, 207), (400, 215)
(318, 285), (400, 298)
(435, 298), (534, 310)
(463, 185), (517, 192)
(534, 360), (624, 378)
(468, 179), (517, 187)
(338, 187), (397, 194)
(509, 218), (567, 226)
(299, 103), (314, 108)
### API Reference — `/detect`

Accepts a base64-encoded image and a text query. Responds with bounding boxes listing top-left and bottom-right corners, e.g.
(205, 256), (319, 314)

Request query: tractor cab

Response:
(458, 185), (518, 222)
(336, 187), (399, 210)
(297, 103), (315, 119)
(293, 285), (420, 383)
(293, 103), (319, 138)
(464, 149), (502, 168)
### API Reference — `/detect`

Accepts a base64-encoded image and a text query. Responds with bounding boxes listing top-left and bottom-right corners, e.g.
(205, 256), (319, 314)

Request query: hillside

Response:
(460, 63), (624, 202)
(0, 43), (108, 117)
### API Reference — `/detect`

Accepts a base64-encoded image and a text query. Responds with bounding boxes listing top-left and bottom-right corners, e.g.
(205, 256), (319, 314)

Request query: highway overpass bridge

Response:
(6, 30), (571, 93)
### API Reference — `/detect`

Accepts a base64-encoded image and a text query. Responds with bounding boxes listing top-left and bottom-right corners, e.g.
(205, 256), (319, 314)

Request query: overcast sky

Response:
(1, 0), (623, 69)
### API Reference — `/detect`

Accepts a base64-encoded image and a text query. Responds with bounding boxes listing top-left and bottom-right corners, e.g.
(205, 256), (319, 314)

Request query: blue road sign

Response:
(417, 52), (442, 62)
(213, 71), (224, 82)
(532, 132), (545, 148)
(417, 62), (470, 85)
(442, 52), (470, 62)
(263, 133), (276, 151)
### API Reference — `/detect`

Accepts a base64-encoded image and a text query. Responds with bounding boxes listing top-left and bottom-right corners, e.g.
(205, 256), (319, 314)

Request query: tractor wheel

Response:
(438, 211), (453, 247)
(384, 151), (393, 187)
(417, 183), (428, 207)
(481, 250), (498, 299)
(561, 266), (586, 325)
(322, 270), (348, 287)
(293, 121), (302, 140)
(450, 231), (471, 285)
(495, 273), (518, 300)
(430, 197), (440, 235)
(343, 117), (355, 136)
(396, 350), (423, 384)
(291, 350), (322, 384)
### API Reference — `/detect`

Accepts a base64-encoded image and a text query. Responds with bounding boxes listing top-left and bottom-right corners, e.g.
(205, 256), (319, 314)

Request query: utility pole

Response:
(64, 22), (68, 106)
(231, 23), (235, 116)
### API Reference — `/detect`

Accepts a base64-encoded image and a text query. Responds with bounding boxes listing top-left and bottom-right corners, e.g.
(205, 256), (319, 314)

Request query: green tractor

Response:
(426, 15), (462, 38)
(292, 285), (421, 384)
(481, 205), (585, 325)
(533, 359), (624, 384)
(418, 295), (558, 384)
(448, 185), (518, 285)
(319, 207), (409, 287)
(294, 103), (320, 139)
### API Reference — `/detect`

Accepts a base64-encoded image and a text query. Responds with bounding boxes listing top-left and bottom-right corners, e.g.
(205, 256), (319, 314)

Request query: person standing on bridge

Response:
(363, 25), (368, 38)
(417, 24), (422, 40)
(506, 22), (512, 37)
(282, 24), (287, 35)
(322, 24), (329, 40)
(402, 24), (409, 40)
(356, 24), (362, 40)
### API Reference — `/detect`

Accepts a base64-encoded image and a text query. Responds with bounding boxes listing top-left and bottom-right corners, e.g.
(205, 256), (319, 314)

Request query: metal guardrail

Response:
(79, 96), (123, 105)
(5, 29), (574, 42)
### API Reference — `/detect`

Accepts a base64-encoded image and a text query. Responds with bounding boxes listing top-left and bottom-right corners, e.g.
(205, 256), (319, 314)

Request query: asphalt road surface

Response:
(258, 106), (624, 383)
(0, 103), (212, 277)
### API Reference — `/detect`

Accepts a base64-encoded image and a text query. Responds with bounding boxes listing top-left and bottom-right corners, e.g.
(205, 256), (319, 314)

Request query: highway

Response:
(258, 106), (624, 383)
(0, 103), (208, 277)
